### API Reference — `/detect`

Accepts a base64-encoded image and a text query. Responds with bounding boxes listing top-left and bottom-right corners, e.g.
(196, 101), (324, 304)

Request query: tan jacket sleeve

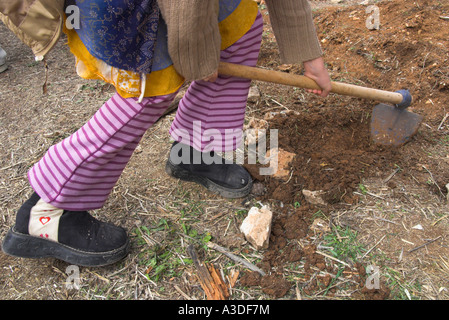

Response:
(157, 0), (221, 81)
(264, 0), (323, 63)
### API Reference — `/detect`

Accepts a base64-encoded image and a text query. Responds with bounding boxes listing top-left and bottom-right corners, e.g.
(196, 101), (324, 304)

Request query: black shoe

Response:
(2, 193), (130, 267)
(165, 142), (253, 198)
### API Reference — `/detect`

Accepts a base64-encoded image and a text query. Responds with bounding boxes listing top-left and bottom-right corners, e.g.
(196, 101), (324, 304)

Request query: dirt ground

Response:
(1, 0), (448, 300)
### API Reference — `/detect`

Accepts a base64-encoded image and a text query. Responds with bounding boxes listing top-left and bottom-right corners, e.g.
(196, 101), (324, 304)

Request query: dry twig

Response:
(207, 242), (267, 276)
(187, 245), (229, 300)
(408, 236), (442, 253)
(315, 250), (352, 268)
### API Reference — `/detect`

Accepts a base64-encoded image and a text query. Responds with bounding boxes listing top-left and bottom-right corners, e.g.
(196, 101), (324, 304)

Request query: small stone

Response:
(251, 181), (266, 196)
(134, 145), (143, 154)
(310, 218), (331, 233)
(302, 189), (328, 206)
(247, 86), (261, 103)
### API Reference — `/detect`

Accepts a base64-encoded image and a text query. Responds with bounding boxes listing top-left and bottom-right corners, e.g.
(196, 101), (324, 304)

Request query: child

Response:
(2, 0), (331, 267)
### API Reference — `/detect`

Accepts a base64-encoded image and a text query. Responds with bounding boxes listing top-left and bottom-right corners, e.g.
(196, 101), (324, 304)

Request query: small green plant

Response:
(235, 209), (247, 219)
(320, 226), (368, 295)
(383, 266), (422, 300)
(359, 183), (368, 195)
(323, 226), (366, 263)
(133, 214), (212, 282)
(312, 209), (326, 220)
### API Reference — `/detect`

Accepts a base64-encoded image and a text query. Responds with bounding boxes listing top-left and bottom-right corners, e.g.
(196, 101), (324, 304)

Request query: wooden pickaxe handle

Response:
(218, 62), (411, 107)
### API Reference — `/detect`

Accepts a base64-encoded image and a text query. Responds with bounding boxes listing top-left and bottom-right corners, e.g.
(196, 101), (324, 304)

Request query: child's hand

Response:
(303, 57), (332, 97)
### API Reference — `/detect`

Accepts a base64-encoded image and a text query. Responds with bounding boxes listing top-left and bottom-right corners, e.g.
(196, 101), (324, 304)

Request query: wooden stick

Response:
(383, 167), (401, 183)
(174, 285), (193, 300)
(437, 112), (449, 130)
(315, 250), (352, 268)
(218, 62), (405, 105)
(362, 235), (386, 258)
(408, 236), (441, 253)
(207, 242), (266, 276)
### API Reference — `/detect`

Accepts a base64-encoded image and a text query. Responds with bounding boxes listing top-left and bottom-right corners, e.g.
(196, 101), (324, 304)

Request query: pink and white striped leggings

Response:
(28, 13), (263, 211)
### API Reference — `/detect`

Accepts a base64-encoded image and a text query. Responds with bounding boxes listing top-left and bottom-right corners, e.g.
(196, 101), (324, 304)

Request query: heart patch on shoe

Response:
(29, 200), (63, 242)
(39, 217), (51, 225)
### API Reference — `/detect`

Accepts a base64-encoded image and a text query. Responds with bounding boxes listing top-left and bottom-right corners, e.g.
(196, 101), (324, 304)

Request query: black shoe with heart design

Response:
(2, 192), (130, 267)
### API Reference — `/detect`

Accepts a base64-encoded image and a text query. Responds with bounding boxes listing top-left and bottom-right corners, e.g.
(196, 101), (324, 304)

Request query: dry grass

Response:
(333, 176), (449, 300)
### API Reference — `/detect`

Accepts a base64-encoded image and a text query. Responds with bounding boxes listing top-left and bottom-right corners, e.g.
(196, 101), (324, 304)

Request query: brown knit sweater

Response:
(158, 0), (323, 81)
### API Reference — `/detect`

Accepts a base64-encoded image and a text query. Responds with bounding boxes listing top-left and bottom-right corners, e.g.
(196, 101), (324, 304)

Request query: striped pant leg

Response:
(169, 12), (263, 153)
(28, 92), (177, 211)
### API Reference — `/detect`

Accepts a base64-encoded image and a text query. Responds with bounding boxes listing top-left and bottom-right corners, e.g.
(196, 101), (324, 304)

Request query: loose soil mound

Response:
(242, 0), (449, 298)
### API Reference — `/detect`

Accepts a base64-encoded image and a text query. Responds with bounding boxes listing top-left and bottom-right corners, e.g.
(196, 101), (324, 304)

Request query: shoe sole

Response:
(165, 159), (253, 199)
(0, 64), (7, 73)
(2, 226), (130, 267)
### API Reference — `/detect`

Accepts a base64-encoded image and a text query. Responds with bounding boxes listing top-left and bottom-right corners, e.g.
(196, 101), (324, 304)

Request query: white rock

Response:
(240, 205), (273, 249)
